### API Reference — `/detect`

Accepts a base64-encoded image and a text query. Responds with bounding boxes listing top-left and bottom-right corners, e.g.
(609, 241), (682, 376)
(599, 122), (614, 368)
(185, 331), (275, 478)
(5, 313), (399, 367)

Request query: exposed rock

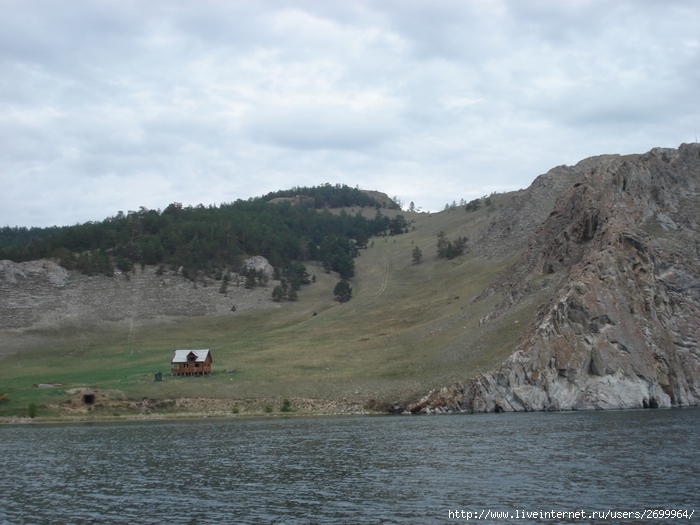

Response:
(414, 143), (700, 413)
(361, 190), (399, 209)
(475, 154), (627, 260)
(409, 383), (468, 414)
(0, 259), (278, 333)
(0, 259), (68, 286)
(243, 256), (274, 279)
(268, 195), (314, 206)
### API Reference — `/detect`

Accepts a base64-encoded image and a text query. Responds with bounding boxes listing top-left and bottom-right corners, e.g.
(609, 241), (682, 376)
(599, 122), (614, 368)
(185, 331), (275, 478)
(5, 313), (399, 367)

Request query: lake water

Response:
(1, 409), (698, 524)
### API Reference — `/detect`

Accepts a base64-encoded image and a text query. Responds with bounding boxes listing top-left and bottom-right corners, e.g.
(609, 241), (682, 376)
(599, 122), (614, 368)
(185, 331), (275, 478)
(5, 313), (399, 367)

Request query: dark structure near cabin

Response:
(171, 349), (212, 376)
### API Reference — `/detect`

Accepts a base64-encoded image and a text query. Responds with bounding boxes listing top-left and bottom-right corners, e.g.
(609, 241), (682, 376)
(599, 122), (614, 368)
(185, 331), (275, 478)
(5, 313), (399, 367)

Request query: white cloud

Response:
(1, 0), (699, 226)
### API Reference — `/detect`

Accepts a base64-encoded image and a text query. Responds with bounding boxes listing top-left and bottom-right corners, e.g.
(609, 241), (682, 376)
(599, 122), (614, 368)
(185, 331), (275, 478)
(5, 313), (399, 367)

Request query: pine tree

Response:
(412, 245), (423, 264)
(337, 254), (355, 280)
(272, 285), (285, 302)
(436, 231), (448, 258)
(333, 280), (352, 302)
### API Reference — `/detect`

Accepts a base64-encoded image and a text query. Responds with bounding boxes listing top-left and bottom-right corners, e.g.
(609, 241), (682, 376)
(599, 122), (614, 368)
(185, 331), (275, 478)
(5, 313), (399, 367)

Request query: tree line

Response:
(0, 186), (408, 285)
(0, 225), (66, 250)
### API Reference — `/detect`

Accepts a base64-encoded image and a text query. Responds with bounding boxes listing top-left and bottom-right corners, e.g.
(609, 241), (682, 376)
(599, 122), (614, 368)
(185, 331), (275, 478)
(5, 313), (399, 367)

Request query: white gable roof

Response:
(171, 349), (211, 364)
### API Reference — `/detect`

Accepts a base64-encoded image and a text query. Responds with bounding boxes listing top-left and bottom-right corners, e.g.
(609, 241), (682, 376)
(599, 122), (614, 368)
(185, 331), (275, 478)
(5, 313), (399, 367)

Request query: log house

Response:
(171, 349), (213, 376)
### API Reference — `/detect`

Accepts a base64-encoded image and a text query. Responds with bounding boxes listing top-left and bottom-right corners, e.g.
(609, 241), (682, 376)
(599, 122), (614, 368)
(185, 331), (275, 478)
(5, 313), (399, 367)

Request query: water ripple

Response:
(1, 409), (698, 524)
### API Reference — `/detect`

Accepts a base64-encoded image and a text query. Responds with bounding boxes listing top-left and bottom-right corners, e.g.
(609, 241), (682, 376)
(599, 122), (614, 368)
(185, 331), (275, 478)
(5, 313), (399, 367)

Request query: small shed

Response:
(171, 349), (213, 376)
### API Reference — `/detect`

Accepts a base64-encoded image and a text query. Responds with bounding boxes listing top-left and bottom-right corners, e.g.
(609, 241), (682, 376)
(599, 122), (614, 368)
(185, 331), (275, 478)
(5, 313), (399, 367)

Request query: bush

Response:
(280, 398), (293, 412)
(465, 198), (482, 212)
(231, 406), (240, 414)
(116, 256), (133, 273)
(437, 232), (467, 259)
(272, 285), (285, 302)
(264, 405), (273, 413)
(28, 402), (38, 418)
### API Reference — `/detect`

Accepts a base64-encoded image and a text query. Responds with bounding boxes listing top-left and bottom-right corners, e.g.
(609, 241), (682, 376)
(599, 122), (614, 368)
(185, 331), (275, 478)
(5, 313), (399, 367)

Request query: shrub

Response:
(280, 399), (293, 412)
(231, 406), (240, 414)
(465, 198), (482, 212)
(28, 402), (38, 418)
(272, 285), (285, 302)
(264, 405), (273, 413)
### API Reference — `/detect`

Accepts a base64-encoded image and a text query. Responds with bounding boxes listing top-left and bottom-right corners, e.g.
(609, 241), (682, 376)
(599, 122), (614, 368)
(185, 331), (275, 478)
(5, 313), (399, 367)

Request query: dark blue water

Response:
(1, 409), (698, 524)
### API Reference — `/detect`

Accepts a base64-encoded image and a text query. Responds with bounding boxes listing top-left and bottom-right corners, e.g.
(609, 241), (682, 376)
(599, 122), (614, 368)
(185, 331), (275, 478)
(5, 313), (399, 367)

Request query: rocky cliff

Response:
(474, 153), (625, 260)
(412, 143), (700, 413)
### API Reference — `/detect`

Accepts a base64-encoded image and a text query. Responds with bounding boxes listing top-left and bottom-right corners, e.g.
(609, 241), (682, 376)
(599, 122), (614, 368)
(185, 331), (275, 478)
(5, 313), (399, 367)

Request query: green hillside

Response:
(0, 192), (549, 418)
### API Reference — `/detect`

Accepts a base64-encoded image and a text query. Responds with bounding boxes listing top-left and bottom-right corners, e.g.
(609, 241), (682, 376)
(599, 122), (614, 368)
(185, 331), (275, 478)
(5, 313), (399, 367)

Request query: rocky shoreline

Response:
(5, 392), (697, 423)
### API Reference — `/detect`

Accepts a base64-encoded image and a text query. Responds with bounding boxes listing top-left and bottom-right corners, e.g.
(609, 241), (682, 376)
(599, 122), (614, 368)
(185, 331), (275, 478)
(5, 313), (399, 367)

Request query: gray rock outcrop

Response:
(412, 143), (700, 413)
(243, 256), (274, 279)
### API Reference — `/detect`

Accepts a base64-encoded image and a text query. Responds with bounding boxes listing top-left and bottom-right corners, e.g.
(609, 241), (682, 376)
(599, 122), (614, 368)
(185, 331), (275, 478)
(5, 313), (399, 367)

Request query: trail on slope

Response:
(368, 256), (389, 303)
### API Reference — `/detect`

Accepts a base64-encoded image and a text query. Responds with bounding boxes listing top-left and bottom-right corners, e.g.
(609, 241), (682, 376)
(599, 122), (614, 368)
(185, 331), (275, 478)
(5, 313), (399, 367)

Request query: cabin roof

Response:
(171, 349), (211, 363)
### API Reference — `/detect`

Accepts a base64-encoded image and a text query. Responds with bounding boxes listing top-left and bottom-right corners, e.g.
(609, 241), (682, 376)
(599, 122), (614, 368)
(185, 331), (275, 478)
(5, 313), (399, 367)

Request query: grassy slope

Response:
(0, 195), (552, 416)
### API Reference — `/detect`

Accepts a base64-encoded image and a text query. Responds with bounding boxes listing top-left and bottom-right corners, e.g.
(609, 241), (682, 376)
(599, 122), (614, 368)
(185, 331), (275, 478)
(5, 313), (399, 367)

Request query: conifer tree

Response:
(412, 245), (423, 264)
(436, 231), (448, 258)
(333, 280), (352, 302)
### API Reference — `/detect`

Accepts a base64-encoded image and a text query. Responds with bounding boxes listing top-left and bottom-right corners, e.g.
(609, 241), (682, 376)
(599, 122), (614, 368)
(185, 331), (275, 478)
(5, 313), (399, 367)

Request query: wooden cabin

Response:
(171, 349), (213, 376)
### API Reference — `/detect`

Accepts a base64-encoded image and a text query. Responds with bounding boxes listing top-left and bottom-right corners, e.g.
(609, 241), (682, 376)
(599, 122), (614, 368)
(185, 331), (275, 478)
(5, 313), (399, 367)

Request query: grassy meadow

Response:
(0, 194), (549, 418)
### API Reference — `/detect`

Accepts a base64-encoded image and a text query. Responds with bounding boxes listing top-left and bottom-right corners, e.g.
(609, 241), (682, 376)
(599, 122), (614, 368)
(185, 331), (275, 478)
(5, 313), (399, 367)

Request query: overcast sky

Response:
(1, 0), (699, 227)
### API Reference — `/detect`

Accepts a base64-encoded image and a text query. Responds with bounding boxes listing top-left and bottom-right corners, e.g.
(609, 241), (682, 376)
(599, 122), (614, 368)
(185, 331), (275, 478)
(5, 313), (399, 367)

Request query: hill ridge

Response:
(411, 143), (700, 413)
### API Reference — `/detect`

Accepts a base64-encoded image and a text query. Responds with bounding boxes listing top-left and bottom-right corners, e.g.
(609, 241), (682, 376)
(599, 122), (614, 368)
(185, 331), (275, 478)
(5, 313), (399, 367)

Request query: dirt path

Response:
(367, 256), (389, 303)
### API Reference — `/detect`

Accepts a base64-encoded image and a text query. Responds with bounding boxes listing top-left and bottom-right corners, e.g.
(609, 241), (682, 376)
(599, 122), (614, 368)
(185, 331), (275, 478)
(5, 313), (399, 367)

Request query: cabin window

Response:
(195, 363), (200, 368)
(184, 363), (188, 368)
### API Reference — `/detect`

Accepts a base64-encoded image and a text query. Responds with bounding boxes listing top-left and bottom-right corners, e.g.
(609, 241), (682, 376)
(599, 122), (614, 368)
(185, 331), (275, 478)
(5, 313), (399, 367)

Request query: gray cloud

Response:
(1, 0), (699, 227)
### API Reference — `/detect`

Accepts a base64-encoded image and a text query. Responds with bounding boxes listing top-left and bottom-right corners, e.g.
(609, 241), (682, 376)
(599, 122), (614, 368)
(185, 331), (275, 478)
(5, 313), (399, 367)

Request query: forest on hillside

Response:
(0, 184), (408, 280)
(0, 225), (66, 250)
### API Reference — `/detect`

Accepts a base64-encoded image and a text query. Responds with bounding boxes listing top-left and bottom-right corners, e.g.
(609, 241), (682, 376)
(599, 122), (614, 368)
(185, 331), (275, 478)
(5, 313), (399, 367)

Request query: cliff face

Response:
(413, 143), (700, 413)
(474, 153), (624, 260)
